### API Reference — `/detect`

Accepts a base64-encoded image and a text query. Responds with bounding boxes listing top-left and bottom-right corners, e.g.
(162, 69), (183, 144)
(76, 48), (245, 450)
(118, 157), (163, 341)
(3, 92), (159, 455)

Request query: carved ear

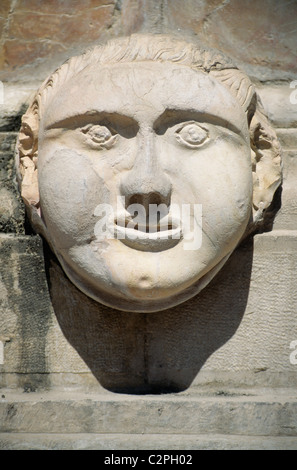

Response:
(249, 98), (282, 226)
(18, 111), (40, 209)
(210, 69), (282, 229)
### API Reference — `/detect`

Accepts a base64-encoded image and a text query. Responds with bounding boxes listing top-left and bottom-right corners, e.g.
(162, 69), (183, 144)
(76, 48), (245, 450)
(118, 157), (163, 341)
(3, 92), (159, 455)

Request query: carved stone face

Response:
(34, 61), (251, 311)
(17, 36), (282, 312)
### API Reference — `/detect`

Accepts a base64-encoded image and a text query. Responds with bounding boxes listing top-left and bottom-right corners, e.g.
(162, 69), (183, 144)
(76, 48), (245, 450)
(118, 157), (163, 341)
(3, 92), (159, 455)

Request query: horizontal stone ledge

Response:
(1, 432), (297, 450)
(254, 230), (297, 252)
(1, 390), (297, 436)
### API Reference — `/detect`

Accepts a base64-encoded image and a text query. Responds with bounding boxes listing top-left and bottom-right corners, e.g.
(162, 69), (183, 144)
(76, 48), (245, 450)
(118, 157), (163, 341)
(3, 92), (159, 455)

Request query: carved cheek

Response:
(38, 148), (110, 249)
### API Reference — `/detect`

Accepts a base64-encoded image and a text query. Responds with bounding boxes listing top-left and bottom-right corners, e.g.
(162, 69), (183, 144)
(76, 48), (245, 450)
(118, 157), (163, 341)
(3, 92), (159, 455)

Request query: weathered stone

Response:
(0, 132), (17, 152)
(0, 0), (296, 82)
(0, 231), (297, 392)
(1, 389), (297, 437)
(1, 39), (68, 71)
(165, 0), (297, 78)
(273, 150), (297, 230)
(0, 133), (25, 233)
(0, 234), (53, 390)
(1, 432), (297, 450)
(120, 0), (145, 34)
(0, 0), (11, 18)
(0, 18), (6, 38)
(276, 129), (297, 150)
(0, 1), (118, 75)
(14, 0), (116, 15)
(0, 186), (24, 233)
(8, 6), (115, 43)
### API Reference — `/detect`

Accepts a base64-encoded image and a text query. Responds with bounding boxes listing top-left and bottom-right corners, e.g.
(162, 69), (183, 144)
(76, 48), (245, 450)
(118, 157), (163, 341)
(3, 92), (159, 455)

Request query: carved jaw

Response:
(54, 244), (233, 313)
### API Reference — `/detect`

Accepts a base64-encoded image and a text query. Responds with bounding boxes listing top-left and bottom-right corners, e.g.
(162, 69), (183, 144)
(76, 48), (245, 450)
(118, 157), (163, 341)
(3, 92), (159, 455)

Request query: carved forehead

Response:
(42, 61), (248, 136)
(34, 33), (249, 122)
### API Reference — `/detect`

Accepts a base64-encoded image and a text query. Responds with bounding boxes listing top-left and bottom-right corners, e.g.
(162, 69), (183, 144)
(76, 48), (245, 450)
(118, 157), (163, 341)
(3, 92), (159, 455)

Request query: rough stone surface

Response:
(0, 0), (120, 78)
(1, 432), (297, 450)
(1, 231), (297, 393)
(1, 389), (297, 437)
(0, 0), (296, 81)
(164, 0), (297, 79)
(0, 132), (24, 233)
(276, 129), (297, 150)
(273, 151), (297, 230)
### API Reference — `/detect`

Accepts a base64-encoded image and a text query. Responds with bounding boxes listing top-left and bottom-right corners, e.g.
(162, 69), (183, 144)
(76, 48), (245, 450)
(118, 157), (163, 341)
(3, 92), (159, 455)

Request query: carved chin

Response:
(53, 243), (232, 313)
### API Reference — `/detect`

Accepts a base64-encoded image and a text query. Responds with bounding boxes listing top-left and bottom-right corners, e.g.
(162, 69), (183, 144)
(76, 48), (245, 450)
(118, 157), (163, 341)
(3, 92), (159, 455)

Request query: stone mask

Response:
(16, 34), (282, 312)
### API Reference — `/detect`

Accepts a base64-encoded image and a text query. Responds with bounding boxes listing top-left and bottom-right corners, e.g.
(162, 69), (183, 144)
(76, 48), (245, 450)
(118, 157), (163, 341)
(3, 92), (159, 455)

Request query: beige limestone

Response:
(15, 34), (282, 313)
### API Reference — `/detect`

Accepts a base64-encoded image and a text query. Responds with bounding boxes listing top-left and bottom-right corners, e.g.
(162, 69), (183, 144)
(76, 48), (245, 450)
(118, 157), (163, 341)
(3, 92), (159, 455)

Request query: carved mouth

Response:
(114, 215), (182, 252)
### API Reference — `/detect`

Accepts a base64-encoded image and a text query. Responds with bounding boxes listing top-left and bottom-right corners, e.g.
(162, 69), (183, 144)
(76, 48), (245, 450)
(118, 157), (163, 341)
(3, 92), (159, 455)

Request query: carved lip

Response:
(114, 215), (182, 252)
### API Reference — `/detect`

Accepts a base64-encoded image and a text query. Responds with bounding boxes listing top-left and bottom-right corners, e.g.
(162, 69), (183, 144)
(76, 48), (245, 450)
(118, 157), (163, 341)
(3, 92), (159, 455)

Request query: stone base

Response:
(1, 433), (297, 451)
(1, 388), (297, 450)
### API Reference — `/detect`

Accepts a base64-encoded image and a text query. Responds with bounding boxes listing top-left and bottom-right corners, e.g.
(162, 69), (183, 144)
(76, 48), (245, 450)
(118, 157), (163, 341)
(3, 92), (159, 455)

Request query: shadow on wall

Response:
(44, 236), (254, 394)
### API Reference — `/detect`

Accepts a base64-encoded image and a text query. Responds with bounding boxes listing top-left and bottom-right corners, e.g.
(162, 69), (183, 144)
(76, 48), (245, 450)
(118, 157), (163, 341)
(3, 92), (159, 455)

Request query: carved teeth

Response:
(115, 218), (176, 233)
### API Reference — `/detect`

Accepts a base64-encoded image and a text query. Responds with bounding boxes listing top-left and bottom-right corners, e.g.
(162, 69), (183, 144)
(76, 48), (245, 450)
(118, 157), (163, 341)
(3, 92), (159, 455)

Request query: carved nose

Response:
(120, 131), (172, 213)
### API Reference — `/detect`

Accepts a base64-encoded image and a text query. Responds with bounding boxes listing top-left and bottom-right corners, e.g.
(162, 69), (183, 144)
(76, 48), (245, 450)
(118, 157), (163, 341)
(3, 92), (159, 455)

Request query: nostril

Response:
(128, 192), (164, 209)
(148, 192), (164, 206)
(128, 193), (144, 207)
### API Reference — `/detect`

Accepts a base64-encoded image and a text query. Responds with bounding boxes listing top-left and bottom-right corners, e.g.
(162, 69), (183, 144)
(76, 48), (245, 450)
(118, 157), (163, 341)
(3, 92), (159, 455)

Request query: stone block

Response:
(273, 150), (297, 230)
(8, 6), (115, 43)
(1, 432), (297, 450)
(1, 389), (297, 438)
(1, 39), (67, 72)
(0, 0), (295, 82)
(0, 234), (104, 391)
(0, 1), (118, 76)
(0, 235), (52, 389)
(0, 133), (25, 233)
(1, 231), (297, 393)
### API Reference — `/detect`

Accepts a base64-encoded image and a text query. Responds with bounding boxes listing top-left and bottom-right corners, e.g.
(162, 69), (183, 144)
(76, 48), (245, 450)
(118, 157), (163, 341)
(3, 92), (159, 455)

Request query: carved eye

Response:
(81, 124), (118, 149)
(175, 122), (208, 148)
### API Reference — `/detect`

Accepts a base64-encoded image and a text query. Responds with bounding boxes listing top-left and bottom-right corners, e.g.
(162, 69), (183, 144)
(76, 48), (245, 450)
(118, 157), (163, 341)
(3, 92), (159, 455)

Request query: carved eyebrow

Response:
(153, 109), (244, 136)
(46, 112), (139, 137)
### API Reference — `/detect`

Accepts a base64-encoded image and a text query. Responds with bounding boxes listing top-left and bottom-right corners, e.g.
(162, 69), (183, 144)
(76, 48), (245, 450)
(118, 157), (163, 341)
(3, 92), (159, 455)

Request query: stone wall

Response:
(0, 0), (297, 449)
(1, 0), (296, 82)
